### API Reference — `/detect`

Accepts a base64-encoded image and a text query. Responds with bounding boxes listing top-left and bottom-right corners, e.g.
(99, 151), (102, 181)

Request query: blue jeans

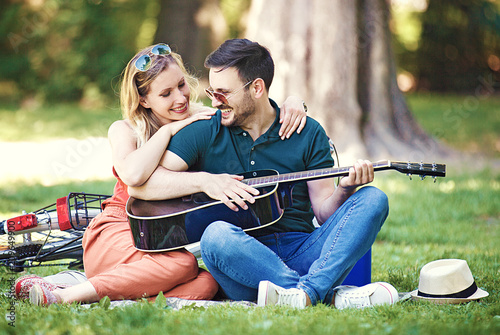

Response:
(200, 186), (389, 305)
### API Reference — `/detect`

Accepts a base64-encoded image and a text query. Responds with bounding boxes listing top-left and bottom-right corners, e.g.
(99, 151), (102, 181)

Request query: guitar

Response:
(126, 160), (445, 252)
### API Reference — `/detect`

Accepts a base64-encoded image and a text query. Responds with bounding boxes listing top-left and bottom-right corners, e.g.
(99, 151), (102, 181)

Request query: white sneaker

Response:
(333, 282), (399, 310)
(257, 281), (307, 309)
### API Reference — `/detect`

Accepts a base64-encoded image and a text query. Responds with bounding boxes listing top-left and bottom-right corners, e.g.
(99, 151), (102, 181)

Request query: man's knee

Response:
(358, 186), (389, 221)
(363, 186), (388, 207)
(200, 221), (233, 250)
(200, 221), (240, 268)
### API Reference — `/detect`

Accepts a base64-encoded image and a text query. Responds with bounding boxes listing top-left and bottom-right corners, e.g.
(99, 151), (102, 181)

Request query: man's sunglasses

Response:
(205, 81), (253, 105)
(134, 44), (171, 72)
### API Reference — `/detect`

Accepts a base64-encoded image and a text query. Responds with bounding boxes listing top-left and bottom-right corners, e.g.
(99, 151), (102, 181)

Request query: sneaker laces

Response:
(334, 285), (373, 309)
(276, 287), (306, 308)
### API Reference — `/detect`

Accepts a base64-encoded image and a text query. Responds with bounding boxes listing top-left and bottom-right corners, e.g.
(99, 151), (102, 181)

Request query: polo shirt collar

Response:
(229, 99), (282, 140)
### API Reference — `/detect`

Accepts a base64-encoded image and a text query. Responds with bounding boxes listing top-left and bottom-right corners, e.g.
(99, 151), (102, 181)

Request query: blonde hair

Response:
(119, 45), (200, 147)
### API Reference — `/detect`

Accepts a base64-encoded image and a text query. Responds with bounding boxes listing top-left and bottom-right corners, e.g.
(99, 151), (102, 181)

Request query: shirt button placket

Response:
(250, 144), (256, 168)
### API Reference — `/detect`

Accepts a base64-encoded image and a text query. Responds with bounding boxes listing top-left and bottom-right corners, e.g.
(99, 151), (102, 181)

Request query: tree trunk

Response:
(247, 0), (448, 163)
(155, 0), (227, 77)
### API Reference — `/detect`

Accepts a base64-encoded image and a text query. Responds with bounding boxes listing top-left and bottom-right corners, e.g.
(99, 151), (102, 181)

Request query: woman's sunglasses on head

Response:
(134, 44), (171, 72)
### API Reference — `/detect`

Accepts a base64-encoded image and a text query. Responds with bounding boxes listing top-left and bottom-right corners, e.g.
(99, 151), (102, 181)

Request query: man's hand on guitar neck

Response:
(310, 159), (375, 225)
(338, 159), (375, 193)
(202, 173), (260, 212)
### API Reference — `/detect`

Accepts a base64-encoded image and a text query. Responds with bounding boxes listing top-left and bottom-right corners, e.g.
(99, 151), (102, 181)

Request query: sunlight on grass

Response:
(372, 169), (499, 268)
(376, 177), (411, 194)
(406, 93), (500, 158)
(438, 180), (456, 193)
(0, 104), (121, 141)
(0, 178), (115, 218)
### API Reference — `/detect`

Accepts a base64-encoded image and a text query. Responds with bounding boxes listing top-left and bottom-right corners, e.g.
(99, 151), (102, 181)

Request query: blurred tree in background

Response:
(0, 0), (152, 104)
(152, 0), (250, 77)
(417, 0), (499, 91)
(247, 0), (447, 161)
(392, 0), (500, 92)
(0, 0), (252, 105)
(0, 0), (498, 107)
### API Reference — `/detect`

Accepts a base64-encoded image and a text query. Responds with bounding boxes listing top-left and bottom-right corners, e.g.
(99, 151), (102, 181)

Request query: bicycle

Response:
(0, 192), (202, 273)
(0, 192), (110, 272)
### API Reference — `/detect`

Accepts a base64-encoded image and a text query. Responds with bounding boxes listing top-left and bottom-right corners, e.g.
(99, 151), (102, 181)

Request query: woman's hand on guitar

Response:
(202, 173), (260, 212)
(339, 159), (374, 191)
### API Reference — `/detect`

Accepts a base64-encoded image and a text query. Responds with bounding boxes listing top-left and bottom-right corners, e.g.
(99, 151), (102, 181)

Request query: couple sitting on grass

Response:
(15, 38), (398, 309)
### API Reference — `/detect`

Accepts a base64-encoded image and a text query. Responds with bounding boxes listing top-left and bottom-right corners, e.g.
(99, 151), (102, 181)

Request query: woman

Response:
(15, 43), (307, 305)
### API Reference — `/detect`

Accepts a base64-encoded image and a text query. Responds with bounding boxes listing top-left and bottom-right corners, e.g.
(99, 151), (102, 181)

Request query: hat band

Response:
(418, 281), (478, 299)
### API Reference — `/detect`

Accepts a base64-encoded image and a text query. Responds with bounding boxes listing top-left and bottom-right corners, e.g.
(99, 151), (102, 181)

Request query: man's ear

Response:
(139, 96), (149, 108)
(252, 78), (266, 99)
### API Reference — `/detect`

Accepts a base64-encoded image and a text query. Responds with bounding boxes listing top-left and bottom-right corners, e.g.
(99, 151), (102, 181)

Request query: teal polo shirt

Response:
(167, 99), (334, 235)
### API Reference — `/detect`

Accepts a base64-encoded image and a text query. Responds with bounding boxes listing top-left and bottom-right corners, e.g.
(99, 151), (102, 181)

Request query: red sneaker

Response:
(15, 275), (68, 301)
(29, 284), (60, 306)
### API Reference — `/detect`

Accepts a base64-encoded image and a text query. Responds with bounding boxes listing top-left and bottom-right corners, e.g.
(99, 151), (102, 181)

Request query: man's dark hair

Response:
(204, 38), (274, 91)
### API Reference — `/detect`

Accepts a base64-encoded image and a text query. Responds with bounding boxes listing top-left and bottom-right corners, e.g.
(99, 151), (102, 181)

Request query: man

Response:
(130, 39), (398, 309)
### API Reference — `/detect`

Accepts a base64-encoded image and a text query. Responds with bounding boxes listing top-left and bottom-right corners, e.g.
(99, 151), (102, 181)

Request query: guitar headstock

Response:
(389, 161), (446, 181)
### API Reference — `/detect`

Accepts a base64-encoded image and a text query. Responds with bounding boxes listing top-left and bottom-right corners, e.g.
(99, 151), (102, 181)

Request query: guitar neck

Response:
(242, 160), (446, 188)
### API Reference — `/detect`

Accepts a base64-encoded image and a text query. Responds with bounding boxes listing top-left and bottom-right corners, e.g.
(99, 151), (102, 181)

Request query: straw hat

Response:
(410, 259), (489, 304)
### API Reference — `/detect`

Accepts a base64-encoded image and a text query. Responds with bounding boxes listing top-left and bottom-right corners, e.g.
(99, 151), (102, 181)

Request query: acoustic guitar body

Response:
(127, 170), (284, 252)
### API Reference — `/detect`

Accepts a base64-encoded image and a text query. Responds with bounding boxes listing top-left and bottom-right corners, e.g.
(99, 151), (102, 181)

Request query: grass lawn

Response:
(0, 103), (121, 142)
(0, 94), (499, 334)
(406, 92), (500, 159)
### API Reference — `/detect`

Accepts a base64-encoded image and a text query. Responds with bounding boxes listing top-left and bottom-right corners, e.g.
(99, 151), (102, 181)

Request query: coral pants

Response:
(82, 205), (218, 301)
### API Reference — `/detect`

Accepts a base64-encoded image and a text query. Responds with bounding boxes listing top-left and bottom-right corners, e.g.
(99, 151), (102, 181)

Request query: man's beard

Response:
(221, 93), (255, 128)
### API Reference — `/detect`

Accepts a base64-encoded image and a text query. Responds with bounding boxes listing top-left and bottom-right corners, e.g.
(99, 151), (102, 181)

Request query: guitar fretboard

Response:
(242, 161), (392, 188)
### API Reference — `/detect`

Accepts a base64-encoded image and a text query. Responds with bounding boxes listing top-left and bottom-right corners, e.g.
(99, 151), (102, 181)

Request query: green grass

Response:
(1, 297), (498, 334)
(0, 103), (121, 141)
(0, 95), (499, 334)
(0, 179), (115, 218)
(406, 92), (500, 158)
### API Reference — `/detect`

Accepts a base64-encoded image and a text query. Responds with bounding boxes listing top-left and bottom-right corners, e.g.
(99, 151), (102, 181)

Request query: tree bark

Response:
(358, 0), (444, 162)
(155, 0), (227, 77)
(246, 0), (448, 163)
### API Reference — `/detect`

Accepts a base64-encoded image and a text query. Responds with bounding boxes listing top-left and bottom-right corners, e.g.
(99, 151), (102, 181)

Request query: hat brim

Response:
(410, 287), (489, 304)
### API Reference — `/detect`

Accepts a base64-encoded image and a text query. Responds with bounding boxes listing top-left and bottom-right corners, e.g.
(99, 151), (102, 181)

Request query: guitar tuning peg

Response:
(420, 175), (426, 181)
(433, 176), (437, 183)
(407, 173), (412, 180)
